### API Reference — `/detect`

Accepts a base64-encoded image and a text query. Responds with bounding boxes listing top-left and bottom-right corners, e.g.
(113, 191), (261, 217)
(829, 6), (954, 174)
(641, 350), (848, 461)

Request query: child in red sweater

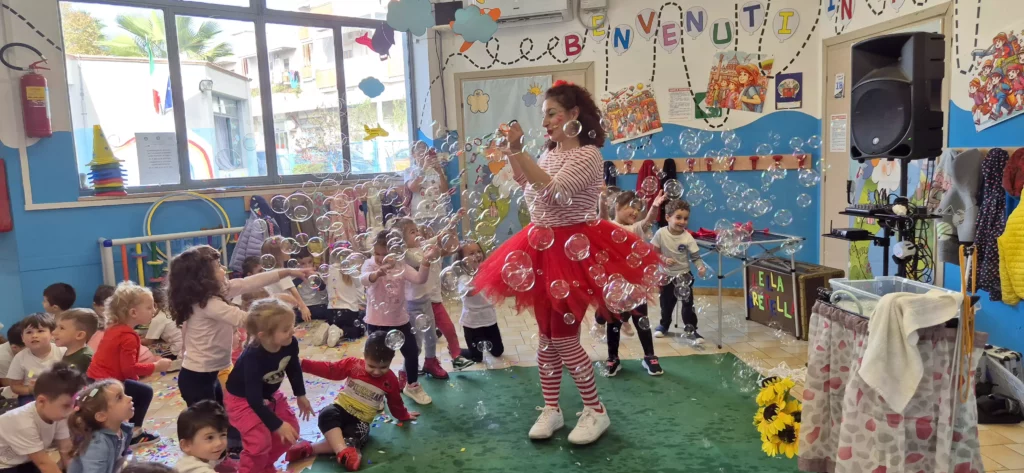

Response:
(286, 331), (419, 471)
(87, 281), (173, 446)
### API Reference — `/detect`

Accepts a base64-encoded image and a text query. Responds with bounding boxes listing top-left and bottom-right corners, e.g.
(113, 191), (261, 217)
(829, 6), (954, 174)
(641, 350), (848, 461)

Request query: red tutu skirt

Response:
(472, 221), (663, 323)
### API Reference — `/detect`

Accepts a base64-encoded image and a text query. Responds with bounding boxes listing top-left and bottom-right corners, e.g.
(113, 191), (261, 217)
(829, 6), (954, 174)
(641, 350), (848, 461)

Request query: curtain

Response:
(799, 301), (986, 473)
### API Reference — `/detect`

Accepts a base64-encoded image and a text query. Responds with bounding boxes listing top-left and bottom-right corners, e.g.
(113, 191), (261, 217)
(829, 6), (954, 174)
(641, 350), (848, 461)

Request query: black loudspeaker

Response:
(434, 1), (461, 26)
(849, 32), (945, 161)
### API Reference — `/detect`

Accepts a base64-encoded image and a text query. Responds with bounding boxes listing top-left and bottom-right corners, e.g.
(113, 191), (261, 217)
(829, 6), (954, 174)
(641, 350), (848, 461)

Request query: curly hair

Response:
(168, 245), (224, 326)
(543, 82), (606, 151)
(68, 379), (120, 458)
(105, 281), (153, 325)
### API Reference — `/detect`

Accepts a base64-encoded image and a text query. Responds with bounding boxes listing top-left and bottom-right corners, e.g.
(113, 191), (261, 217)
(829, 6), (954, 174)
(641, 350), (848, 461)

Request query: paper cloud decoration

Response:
(386, 0), (434, 37)
(468, 89), (490, 114)
(358, 77), (385, 98)
(522, 92), (538, 108)
(454, 6), (499, 46)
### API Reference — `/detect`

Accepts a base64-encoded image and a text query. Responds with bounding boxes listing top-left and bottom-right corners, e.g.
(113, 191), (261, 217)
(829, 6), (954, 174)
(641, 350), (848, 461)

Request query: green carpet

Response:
(305, 354), (799, 473)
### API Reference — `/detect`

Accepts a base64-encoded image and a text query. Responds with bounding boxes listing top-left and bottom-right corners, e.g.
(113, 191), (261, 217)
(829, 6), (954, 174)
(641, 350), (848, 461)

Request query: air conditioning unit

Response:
(466, 0), (574, 29)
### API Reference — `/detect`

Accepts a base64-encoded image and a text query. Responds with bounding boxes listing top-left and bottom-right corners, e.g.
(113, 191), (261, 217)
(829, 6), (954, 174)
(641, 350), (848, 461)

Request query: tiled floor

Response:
(134, 295), (1024, 470)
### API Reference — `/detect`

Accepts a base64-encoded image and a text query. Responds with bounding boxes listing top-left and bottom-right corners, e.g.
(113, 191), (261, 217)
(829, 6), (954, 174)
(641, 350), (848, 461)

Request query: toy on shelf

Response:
(87, 125), (127, 196)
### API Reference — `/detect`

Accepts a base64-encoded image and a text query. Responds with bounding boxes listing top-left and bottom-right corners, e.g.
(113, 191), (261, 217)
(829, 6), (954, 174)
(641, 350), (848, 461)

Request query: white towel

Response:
(858, 290), (963, 413)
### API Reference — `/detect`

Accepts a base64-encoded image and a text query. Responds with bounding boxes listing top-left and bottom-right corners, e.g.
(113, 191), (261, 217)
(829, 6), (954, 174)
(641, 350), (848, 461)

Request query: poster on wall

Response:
(829, 114), (848, 152)
(601, 83), (664, 144)
(703, 51), (775, 113)
(967, 29), (1024, 131)
(834, 73), (845, 99)
(667, 87), (696, 121)
(775, 73), (803, 109)
(461, 75), (553, 248)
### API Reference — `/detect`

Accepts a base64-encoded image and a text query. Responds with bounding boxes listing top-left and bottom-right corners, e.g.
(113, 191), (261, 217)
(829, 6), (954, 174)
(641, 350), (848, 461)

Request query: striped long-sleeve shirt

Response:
(515, 145), (604, 227)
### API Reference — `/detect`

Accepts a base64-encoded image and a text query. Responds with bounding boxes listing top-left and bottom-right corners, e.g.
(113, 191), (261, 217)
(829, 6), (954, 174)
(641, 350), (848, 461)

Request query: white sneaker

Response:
(326, 325), (343, 347)
(528, 406), (564, 440)
(402, 383), (432, 405)
(307, 323), (329, 346)
(567, 404), (610, 445)
(654, 329), (665, 338)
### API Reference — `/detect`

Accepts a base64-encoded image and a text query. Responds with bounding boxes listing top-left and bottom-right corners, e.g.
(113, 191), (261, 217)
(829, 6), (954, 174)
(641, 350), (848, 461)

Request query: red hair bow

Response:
(553, 80), (574, 87)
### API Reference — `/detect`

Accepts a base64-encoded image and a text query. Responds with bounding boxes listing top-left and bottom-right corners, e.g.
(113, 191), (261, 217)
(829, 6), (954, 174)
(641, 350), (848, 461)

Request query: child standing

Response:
(605, 191), (665, 376)
(6, 314), (66, 404)
(54, 309), (101, 373)
(174, 401), (230, 473)
(287, 331), (419, 471)
(67, 380), (134, 473)
(87, 282), (172, 446)
(141, 289), (182, 360)
(223, 299), (313, 473)
(453, 241), (503, 370)
(397, 218), (459, 379)
(0, 363), (85, 473)
(651, 200), (707, 343)
(361, 231), (435, 405)
(261, 238), (311, 322)
(42, 284), (76, 316)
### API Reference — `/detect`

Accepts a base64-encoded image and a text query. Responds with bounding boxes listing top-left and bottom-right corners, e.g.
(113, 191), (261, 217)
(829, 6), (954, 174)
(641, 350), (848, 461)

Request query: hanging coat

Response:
(603, 161), (618, 187)
(977, 148), (1009, 301)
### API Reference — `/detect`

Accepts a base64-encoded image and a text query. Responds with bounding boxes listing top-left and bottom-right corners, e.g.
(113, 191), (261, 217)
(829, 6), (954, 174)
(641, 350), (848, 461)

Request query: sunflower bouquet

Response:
(753, 376), (801, 458)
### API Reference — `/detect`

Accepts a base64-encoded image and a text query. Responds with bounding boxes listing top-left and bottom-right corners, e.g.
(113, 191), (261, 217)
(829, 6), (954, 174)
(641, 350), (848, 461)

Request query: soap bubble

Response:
(749, 286), (765, 299)
(616, 145), (632, 159)
(798, 168), (821, 187)
(565, 233), (591, 261)
(662, 136), (675, 147)
(588, 129), (597, 139)
(749, 199), (772, 217)
(285, 193), (315, 222)
(636, 316), (651, 331)
(780, 239), (804, 255)
(527, 226), (554, 250)
(563, 120), (582, 137)
(640, 176), (660, 196)
(610, 228), (628, 244)
(806, 135), (821, 149)
(755, 143), (774, 156)
(563, 312), (577, 325)
(726, 196), (745, 211)
(474, 401), (487, 418)
(674, 283), (692, 300)
(477, 340), (493, 353)
(720, 130), (736, 143)
(664, 179), (683, 198)
(385, 329), (405, 350)
(631, 240), (650, 257)
(788, 137), (804, 151)
(413, 313), (432, 333)
(549, 279), (570, 299)
(259, 254), (276, 270)
(683, 140), (701, 155)
(600, 118), (612, 132)
(697, 130), (713, 144)
(796, 193), (813, 208)
(270, 195), (289, 213)
(772, 209), (794, 226)
(740, 188), (761, 202)
(594, 250), (610, 264)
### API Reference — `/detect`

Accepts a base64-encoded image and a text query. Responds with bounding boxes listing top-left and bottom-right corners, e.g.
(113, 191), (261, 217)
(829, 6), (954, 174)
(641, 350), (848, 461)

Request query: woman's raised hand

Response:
(505, 122), (525, 153)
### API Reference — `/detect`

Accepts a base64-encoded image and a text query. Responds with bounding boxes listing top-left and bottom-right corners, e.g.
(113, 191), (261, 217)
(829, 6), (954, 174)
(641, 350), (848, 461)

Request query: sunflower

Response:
(761, 433), (782, 457)
(754, 399), (793, 436)
(776, 422), (800, 458)
(756, 376), (795, 406)
(783, 399), (802, 423)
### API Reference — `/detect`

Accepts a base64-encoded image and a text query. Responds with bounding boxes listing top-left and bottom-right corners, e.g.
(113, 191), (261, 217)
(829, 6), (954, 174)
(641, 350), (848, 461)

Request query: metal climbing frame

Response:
(99, 227), (244, 286)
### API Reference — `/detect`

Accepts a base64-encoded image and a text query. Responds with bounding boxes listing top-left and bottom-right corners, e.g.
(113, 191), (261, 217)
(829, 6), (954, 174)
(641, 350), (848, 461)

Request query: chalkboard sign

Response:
(746, 259), (845, 340)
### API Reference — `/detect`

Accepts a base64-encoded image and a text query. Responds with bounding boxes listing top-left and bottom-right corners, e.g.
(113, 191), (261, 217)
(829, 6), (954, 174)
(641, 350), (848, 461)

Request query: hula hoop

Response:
(144, 192), (232, 261)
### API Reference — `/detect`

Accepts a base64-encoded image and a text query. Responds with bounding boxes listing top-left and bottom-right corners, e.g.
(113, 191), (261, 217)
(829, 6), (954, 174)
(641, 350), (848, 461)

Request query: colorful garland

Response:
(753, 376), (801, 459)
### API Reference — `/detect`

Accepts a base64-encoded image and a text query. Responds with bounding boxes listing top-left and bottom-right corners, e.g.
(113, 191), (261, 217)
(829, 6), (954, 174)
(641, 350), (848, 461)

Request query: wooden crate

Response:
(746, 259), (845, 340)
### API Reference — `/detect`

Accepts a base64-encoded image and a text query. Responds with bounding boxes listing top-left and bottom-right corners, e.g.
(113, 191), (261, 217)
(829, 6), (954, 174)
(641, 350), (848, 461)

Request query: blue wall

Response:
(943, 102), (1024, 354)
(0, 132), (246, 329)
(603, 112), (823, 289)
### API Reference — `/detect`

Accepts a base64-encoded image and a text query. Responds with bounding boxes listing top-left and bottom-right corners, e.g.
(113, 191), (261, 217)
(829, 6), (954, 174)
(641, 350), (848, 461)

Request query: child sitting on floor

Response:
(67, 379), (135, 473)
(141, 289), (182, 360)
(287, 331), (419, 471)
(174, 401), (230, 473)
(0, 363), (86, 473)
(6, 314), (66, 404)
(42, 284), (76, 316)
(88, 286), (114, 353)
(54, 309), (101, 374)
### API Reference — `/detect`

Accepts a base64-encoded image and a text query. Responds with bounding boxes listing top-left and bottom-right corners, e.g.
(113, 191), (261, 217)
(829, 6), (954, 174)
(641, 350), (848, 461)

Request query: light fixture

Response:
(199, 79), (214, 92)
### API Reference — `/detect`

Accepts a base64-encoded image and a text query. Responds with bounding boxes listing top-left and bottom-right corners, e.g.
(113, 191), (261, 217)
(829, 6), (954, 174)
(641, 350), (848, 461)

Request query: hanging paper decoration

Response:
(386, 0), (434, 36)
(451, 6), (501, 53)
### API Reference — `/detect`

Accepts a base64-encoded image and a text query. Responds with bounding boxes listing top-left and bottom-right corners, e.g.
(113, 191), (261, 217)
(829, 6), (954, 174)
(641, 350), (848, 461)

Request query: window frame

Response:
(63, 0), (416, 195)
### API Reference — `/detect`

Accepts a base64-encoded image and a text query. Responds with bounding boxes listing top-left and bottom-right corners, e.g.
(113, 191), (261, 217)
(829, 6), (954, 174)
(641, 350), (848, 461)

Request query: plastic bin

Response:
(828, 276), (959, 317)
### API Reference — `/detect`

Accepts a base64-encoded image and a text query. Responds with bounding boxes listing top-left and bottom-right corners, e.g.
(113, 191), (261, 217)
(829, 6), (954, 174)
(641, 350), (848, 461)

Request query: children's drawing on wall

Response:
(600, 83), (664, 144)
(775, 73), (803, 110)
(968, 29), (1024, 131)
(704, 51), (774, 113)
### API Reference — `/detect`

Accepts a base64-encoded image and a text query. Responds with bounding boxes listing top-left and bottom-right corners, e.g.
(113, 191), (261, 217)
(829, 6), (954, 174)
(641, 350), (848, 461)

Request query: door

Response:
(819, 9), (949, 276)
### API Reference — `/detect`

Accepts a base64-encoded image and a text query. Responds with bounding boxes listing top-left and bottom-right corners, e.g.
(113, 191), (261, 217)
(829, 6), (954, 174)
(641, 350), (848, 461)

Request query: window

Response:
(58, 0), (413, 194)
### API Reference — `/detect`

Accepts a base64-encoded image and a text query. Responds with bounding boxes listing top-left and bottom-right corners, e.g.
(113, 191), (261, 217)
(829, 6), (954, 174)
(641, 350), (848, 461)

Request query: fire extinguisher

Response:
(0, 42), (52, 138)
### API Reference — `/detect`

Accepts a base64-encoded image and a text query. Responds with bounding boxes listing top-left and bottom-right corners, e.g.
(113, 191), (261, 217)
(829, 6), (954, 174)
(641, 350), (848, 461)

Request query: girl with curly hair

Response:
(167, 245), (312, 414)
